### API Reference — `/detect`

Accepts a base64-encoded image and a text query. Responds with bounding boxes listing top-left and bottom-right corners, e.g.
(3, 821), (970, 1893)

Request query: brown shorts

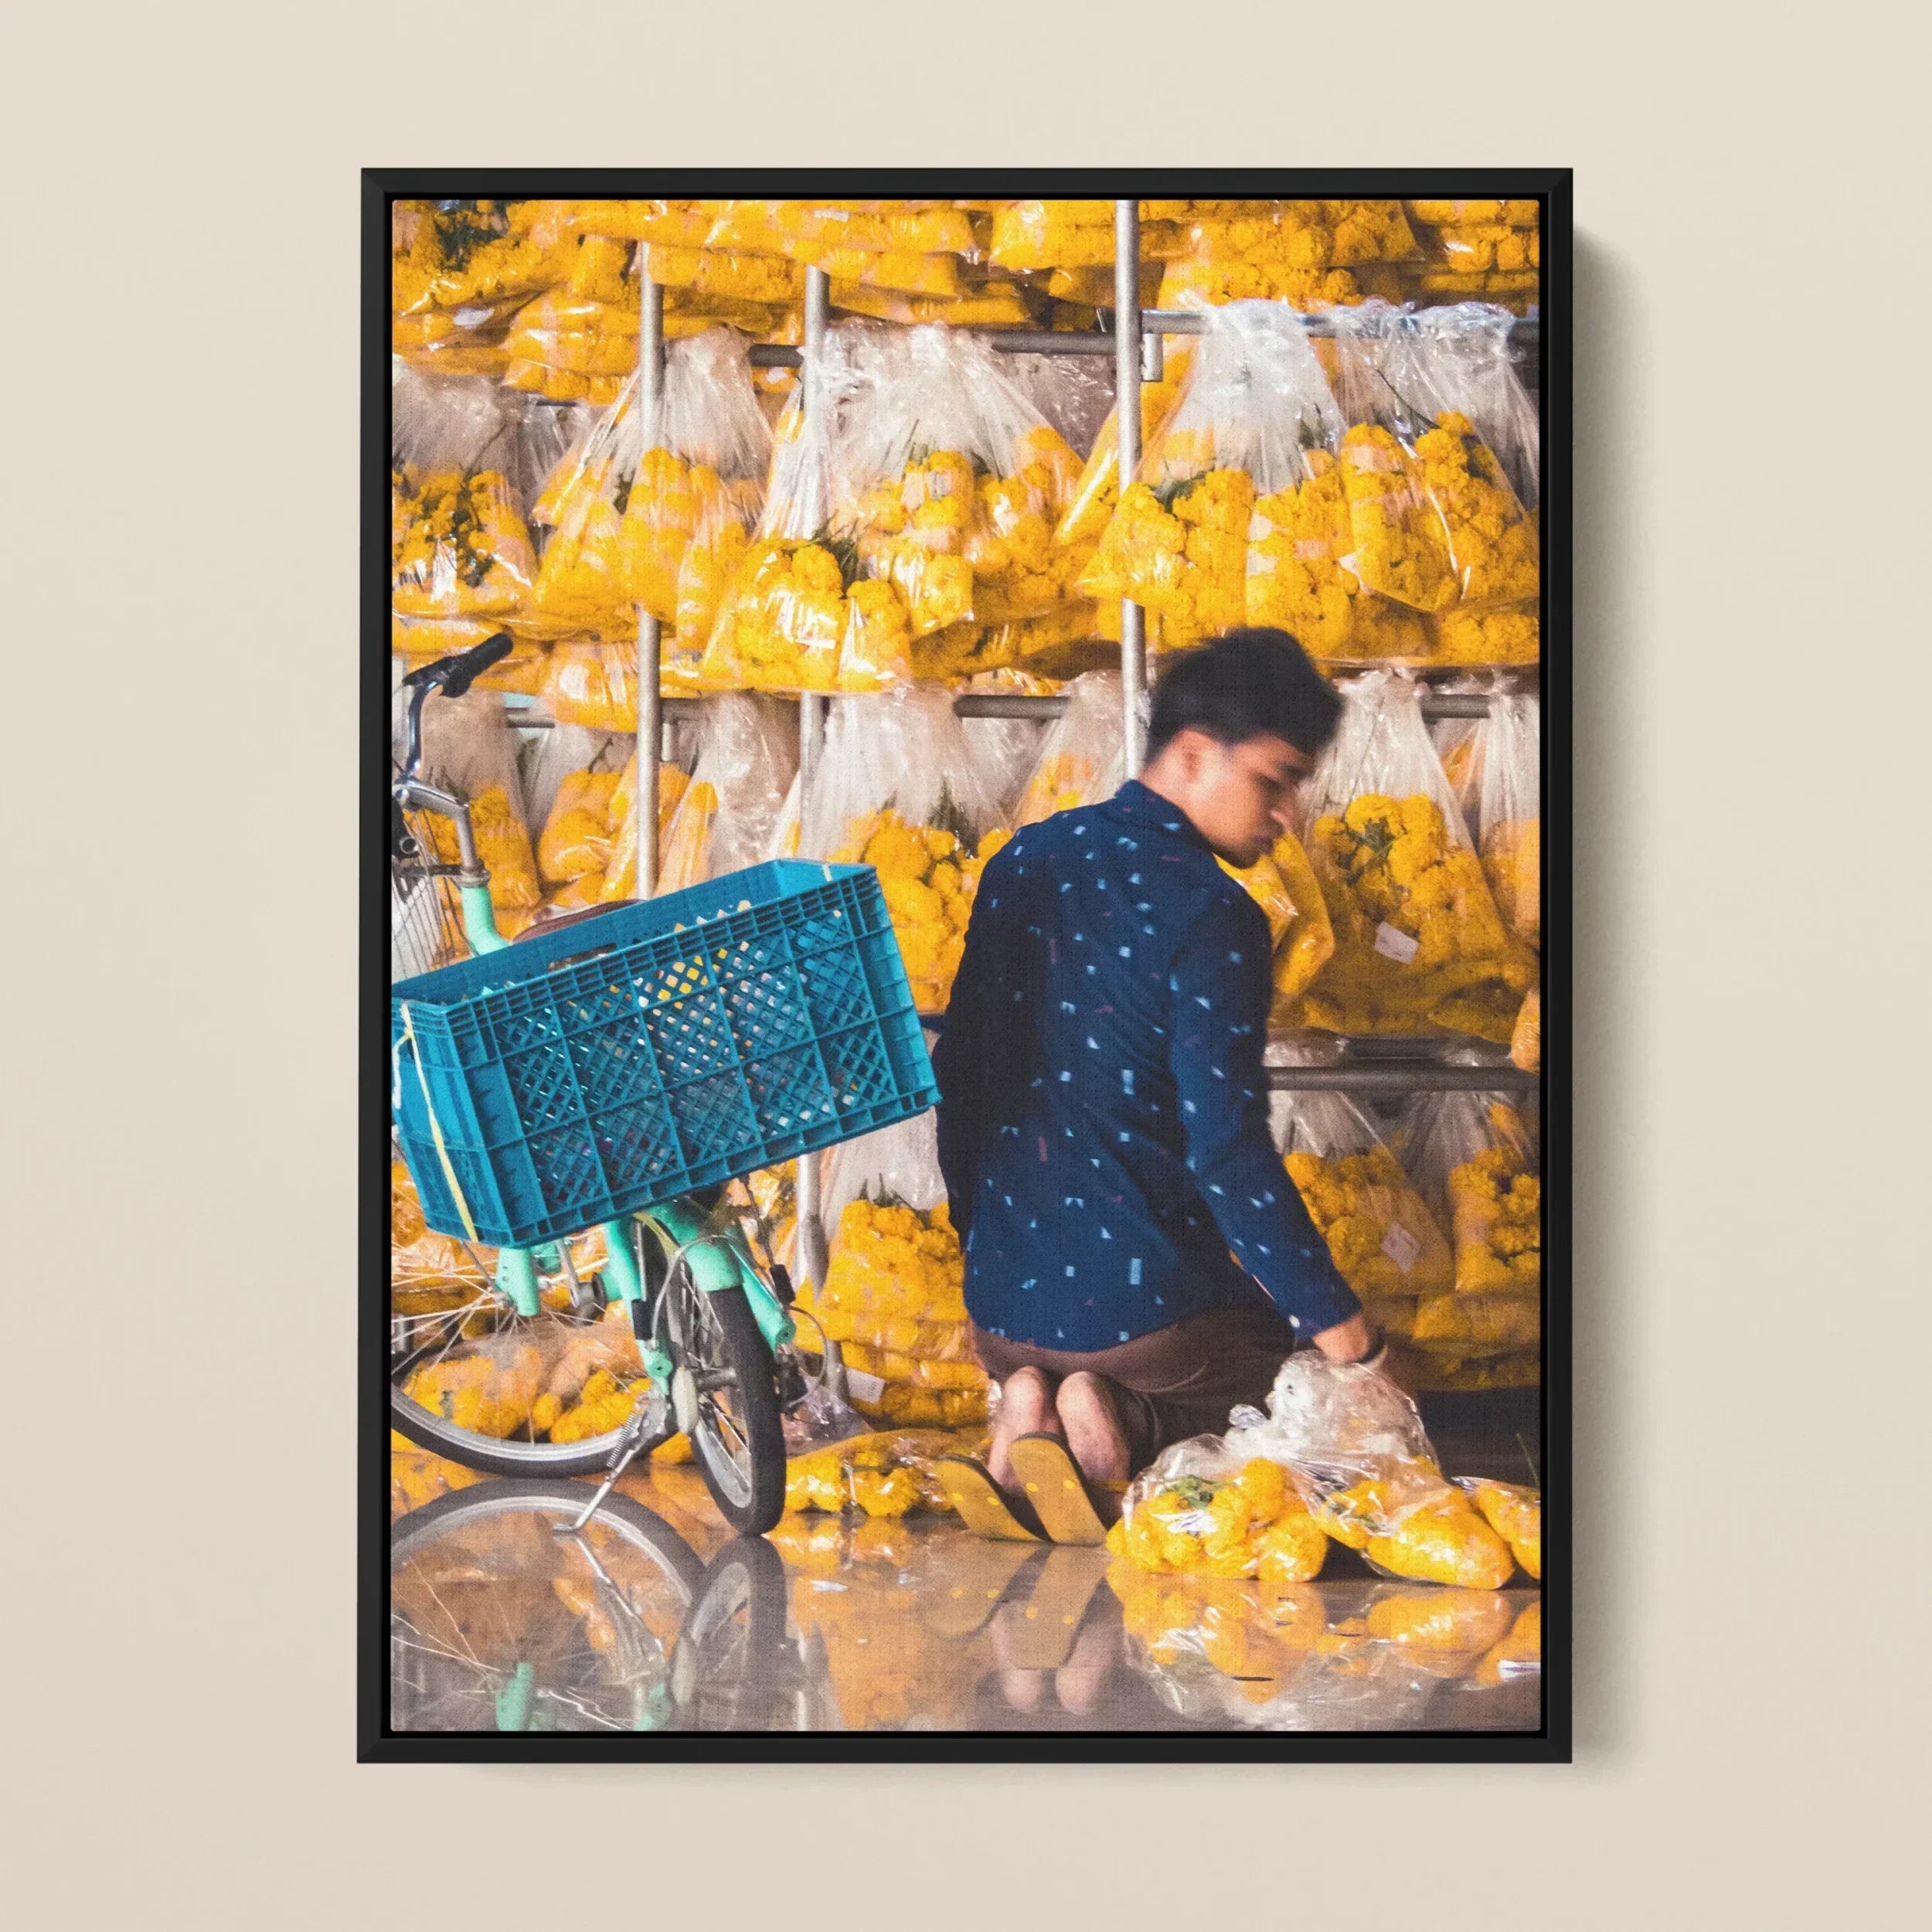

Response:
(971, 1304), (1298, 1475)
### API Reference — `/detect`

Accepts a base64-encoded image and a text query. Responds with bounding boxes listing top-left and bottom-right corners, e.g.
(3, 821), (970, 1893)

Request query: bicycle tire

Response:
(389, 1378), (672, 1479)
(389, 1226), (675, 1478)
(389, 1479), (706, 1600)
(667, 1277), (787, 1537)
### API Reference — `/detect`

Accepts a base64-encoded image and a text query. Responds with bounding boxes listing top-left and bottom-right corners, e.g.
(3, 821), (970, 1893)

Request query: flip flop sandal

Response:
(933, 1456), (1045, 1543)
(921, 1543), (1044, 1640)
(998, 1545), (1115, 1669)
(1006, 1435), (1127, 1547)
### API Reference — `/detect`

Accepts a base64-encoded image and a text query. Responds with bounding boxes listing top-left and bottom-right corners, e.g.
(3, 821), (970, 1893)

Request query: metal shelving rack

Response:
(611, 202), (1538, 1179)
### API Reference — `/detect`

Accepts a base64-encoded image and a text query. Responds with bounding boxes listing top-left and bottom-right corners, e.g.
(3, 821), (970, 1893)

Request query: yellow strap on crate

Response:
(393, 1002), (481, 1244)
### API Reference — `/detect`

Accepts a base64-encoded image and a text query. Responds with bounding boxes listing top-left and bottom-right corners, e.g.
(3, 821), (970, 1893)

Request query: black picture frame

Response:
(362, 167), (1572, 1764)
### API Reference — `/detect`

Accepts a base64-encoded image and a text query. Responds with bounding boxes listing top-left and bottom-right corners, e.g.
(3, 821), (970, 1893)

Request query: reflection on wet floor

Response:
(389, 1455), (1541, 1735)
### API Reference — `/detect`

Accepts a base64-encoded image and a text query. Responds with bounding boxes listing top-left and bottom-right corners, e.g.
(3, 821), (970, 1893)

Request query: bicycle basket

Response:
(390, 860), (936, 1249)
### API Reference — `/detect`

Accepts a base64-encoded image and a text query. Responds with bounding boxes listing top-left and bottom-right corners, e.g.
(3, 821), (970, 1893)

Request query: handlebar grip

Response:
(437, 632), (515, 698)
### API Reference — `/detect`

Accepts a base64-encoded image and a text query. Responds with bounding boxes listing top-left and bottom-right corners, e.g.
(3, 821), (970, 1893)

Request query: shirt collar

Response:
(1108, 778), (1216, 855)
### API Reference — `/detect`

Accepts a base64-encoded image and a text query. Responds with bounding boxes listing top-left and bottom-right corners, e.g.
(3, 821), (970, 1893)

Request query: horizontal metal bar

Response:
(506, 686), (1512, 729)
(988, 330), (1116, 357)
(747, 311), (1539, 369)
(954, 689), (1509, 722)
(1266, 1063), (1535, 1094)
(951, 693), (1070, 719)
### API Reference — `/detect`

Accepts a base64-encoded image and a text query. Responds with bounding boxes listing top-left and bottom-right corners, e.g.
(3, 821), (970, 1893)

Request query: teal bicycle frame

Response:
(454, 883), (798, 1375)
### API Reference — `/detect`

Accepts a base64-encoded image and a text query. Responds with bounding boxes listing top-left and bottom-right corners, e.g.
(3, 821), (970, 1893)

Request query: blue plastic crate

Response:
(391, 860), (936, 1250)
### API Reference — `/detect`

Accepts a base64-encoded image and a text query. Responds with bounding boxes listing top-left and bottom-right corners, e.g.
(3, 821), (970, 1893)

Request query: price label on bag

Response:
(1380, 1222), (1422, 1273)
(843, 1366), (887, 1404)
(1373, 921), (1420, 964)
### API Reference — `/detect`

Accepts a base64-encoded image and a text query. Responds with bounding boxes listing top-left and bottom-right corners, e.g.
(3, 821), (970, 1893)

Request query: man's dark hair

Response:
(1145, 628), (1343, 761)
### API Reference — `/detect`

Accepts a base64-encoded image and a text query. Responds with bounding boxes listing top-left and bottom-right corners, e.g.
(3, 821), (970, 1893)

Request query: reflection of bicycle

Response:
(388, 637), (936, 1535)
(389, 1481), (791, 1733)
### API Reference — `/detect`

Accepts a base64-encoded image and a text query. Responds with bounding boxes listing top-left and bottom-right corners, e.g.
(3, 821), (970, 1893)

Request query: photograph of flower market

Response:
(378, 182), (1560, 1751)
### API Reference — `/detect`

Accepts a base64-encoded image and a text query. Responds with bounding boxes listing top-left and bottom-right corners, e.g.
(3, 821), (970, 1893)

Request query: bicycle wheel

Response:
(389, 1238), (669, 1478)
(389, 1480), (706, 1734)
(665, 1268), (787, 1537)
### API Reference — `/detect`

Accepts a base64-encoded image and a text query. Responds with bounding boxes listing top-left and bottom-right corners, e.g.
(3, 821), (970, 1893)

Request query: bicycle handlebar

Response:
(403, 631), (514, 698)
(397, 633), (515, 786)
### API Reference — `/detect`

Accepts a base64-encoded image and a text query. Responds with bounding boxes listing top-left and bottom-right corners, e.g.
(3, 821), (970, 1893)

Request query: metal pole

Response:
(634, 277), (665, 898)
(794, 265), (833, 1296)
(1114, 199), (1147, 777)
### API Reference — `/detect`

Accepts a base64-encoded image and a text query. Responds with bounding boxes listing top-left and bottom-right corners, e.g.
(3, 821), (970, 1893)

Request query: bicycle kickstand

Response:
(560, 1390), (675, 1536)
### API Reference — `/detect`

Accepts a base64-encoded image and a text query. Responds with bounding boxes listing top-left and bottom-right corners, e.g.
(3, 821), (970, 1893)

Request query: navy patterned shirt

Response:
(933, 778), (1360, 1352)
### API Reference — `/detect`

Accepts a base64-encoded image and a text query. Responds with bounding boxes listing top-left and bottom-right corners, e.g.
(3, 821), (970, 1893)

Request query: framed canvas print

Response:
(364, 171), (1570, 1760)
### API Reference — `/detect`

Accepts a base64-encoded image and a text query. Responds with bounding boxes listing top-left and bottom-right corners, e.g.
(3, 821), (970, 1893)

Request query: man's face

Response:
(1173, 730), (1315, 868)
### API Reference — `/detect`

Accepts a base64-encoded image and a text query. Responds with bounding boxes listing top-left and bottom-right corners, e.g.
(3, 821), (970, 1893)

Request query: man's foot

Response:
(988, 1366), (1060, 1490)
(1054, 1372), (1132, 1495)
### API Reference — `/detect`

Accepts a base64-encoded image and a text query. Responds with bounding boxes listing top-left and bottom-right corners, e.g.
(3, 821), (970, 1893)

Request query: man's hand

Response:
(1312, 1312), (1384, 1366)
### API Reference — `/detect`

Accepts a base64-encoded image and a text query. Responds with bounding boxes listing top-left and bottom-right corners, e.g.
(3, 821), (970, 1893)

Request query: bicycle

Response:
(387, 634), (934, 1536)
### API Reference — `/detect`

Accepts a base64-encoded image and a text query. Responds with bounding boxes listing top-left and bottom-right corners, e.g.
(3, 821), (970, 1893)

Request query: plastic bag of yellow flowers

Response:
(601, 693), (795, 903)
(802, 689), (1010, 1013)
(1075, 302), (1417, 665)
(696, 325), (910, 692)
(1107, 1434), (1330, 1585)
(1267, 1089), (1454, 1335)
(402, 685), (543, 929)
(1287, 670), (1534, 1039)
(829, 325), (1090, 647)
(1406, 1091), (1543, 1302)
(1326, 303), (1539, 623)
(391, 461), (536, 623)
(788, 1112), (991, 1430)
(782, 1428), (960, 1519)
(1230, 1354), (1521, 1588)
(1012, 668), (1128, 826)
(524, 330), (769, 668)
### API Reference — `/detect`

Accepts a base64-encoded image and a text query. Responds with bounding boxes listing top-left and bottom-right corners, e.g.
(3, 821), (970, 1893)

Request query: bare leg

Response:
(988, 1365), (1060, 1490)
(1054, 1371), (1132, 1492)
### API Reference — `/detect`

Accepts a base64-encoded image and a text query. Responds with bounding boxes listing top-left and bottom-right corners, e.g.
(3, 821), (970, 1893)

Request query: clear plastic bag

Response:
(1331, 305), (1539, 615)
(525, 331), (769, 661)
(392, 199), (563, 321)
(621, 692), (796, 896)
(536, 749), (628, 886)
(1111, 1436), (1328, 1584)
(1268, 1087), (1454, 1314)
(1455, 1476), (1541, 1580)
(1229, 1355), (1517, 1587)
(703, 199), (978, 260)
(791, 1113), (985, 1410)
(801, 689), (1010, 1011)
(1510, 983), (1541, 1073)
(699, 325), (910, 692)
(1222, 831), (1335, 1020)
(403, 685), (540, 913)
(390, 369), (536, 621)
(1012, 669), (1126, 826)
(1291, 671), (1533, 1038)
(1080, 302), (1342, 651)
(838, 326), (1089, 642)
(1404, 1091), (1542, 1301)
(539, 641), (648, 728)
(1054, 343), (1194, 548)
(1475, 693), (1540, 951)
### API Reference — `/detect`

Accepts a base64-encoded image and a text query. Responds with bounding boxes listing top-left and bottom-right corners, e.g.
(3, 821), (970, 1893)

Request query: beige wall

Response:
(6, 2), (1927, 1924)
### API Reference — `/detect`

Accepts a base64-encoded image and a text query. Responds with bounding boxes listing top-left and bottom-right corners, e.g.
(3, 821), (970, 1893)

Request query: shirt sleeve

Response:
(932, 848), (1009, 1250)
(1168, 884), (1362, 1337)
